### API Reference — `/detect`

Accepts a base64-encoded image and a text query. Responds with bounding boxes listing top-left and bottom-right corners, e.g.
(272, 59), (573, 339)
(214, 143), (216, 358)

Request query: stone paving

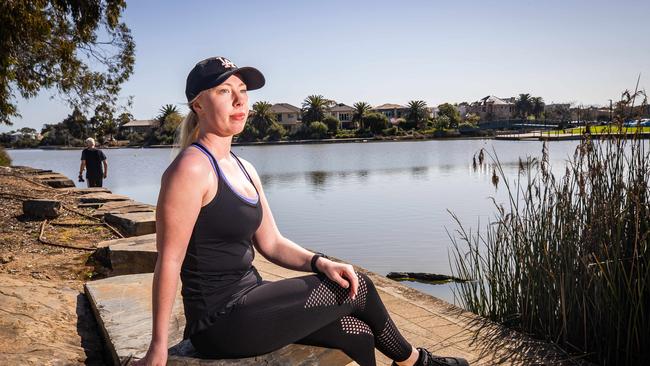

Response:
(87, 235), (582, 366)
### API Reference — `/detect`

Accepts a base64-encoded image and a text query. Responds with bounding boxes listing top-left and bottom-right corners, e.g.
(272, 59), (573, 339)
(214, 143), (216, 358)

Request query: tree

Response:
(40, 108), (88, 146)
(515, 93), (533, 119)
(352, 102), (372, 129)
(322, 115), (340, 135)
(434, 115), (451, 130)
(1, 0), (135, 125)
(531, 97), (545, 119)
(406, 100), (429, 130)
(365, 112), (389, 134)
(302, 95), (334, 124)
(250, 101), (276, 136)
(89, 102), (114, 138)
(308, 121), (328, 139)
(265, 123), (286, 141)
(157, 104), (179, 123)
(465, 113), (481, 126)
(18, 127), (37, 134)
(437, 103), (461, 128)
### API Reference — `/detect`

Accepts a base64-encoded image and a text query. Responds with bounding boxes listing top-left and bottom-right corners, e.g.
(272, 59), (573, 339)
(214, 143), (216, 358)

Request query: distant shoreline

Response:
(6, 134), (495, 150)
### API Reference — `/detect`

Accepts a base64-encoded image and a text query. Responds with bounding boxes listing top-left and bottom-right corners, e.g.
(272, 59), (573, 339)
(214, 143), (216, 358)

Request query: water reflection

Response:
(410, 166), (428, 179)
(309, 171), (328, 189)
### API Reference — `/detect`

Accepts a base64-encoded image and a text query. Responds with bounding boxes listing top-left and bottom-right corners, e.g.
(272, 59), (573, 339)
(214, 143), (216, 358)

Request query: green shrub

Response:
(365, 112), (389, 134)
(335, 130), (356, 139)
(382, 126), (399, 136)
(236, 123), (260, 142)
(308, 121), (328, 139)
(0, 146), (11, 166)
(322, 115), (340, 135)
(11, 137), (40, 148)
(434, 115), (451, 130)
(264, 123), (286, 141)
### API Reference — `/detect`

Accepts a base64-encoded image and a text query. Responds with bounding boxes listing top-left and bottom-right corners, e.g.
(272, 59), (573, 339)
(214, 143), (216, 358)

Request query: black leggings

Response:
(190, 272), (413, 366)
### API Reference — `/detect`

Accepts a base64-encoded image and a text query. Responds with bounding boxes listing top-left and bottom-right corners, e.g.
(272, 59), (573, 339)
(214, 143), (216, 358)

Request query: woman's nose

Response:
(233, 90), (244, 106)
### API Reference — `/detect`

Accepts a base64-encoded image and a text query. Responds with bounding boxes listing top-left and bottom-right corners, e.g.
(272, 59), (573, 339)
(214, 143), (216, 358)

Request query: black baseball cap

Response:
(185, 56), (265, 102)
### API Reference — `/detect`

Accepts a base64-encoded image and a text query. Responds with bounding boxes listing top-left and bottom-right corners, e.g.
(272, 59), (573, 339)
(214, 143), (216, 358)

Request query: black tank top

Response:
(181, 142), (263, 338)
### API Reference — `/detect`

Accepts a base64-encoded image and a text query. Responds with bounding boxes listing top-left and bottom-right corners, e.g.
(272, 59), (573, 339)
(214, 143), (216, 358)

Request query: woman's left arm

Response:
(244, 160), (358, 298)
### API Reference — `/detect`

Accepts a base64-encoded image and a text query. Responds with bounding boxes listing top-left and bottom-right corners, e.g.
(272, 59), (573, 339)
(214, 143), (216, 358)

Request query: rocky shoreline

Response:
(0, 166), (155, 365)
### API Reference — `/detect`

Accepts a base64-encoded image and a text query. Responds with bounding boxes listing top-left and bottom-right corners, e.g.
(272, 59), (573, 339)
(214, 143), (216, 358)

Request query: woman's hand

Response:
(316, 258), (359, 300)
(131, 341), (167, 366)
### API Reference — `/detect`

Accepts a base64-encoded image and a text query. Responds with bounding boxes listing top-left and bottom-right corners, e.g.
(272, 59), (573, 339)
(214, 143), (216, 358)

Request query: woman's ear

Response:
(191, 100), (202, 113)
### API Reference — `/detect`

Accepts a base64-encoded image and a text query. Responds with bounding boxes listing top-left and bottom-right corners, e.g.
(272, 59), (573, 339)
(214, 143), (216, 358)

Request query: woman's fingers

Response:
(343, 267), (359, 300)
(329, 271), (350, 289)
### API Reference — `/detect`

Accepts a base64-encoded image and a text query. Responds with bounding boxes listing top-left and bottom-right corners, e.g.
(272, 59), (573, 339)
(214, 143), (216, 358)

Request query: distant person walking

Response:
(79, 137), (107, 187)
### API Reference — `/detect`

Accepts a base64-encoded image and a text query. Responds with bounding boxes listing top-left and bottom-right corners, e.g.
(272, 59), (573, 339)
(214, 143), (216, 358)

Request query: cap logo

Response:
(217, 57), (237, 69)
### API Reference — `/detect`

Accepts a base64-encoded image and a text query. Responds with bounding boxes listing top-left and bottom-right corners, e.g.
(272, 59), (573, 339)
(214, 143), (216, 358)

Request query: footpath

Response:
(0, 166), (585, 365)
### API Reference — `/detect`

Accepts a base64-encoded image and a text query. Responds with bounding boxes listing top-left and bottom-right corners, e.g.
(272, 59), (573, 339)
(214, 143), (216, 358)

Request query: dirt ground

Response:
(0, 167), (119, 365)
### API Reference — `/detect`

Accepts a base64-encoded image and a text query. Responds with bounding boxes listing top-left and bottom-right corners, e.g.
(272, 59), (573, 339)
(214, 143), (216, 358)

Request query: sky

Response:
(4, 0), (650, 133)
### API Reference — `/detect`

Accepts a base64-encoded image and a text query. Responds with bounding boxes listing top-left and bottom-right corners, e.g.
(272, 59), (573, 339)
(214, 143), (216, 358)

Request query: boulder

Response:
(104, 212), (156, 237)
(22, 199), (62, 219)
(41, 177), (76, 188)
(97, 234), (157, 275)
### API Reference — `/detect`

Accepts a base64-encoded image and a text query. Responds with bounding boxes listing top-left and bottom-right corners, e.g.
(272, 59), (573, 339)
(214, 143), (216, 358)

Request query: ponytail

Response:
(172, 108), (199, 158)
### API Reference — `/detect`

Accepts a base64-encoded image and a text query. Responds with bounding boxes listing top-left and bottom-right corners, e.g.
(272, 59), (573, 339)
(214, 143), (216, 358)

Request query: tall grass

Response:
(451, 133), (649, 364)
(0, 146), (11, 166)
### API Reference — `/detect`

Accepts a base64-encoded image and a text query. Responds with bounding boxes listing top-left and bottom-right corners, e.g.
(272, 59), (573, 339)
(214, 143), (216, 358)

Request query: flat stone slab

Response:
(94, 234), (581, 365)
(84, 273), (351, 365)
(32, 173), (70, 180)
(59, 187), (112, 194)
(40, 177), (76, 188)
(0, 274), (104, 364)
(10, 166), (53, 174)
(92, 200), (156, 218)
(22, 199), (62, 219)
(78, 192), (131, 203)
(104, 211), (156, 237)
(98, 233), (157, 275)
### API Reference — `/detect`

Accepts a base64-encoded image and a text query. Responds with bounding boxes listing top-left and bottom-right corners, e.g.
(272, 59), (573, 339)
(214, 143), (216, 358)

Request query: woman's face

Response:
(193, 74), (249, 136)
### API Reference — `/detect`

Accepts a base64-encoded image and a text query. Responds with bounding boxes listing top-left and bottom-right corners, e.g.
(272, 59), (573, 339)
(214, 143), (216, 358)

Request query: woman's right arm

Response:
(137, 151), (211, 366)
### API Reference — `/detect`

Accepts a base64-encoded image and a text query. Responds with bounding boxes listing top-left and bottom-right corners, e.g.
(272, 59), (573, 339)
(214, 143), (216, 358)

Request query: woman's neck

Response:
(195, 133), (233, 160)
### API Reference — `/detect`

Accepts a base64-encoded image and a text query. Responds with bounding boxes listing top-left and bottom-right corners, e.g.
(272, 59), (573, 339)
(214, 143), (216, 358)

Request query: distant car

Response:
(623, 119), (640, 127)
(640, 118), (650, 127)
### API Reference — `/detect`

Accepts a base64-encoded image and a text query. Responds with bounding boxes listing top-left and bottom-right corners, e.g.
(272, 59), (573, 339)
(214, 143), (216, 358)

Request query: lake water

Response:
(8, 139), (581, 305)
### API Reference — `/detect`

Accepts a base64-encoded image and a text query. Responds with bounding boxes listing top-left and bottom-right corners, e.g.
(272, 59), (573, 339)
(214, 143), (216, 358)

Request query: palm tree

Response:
(530, 96), (545, 119)
(250, 101), (276, 135)
(302, 95), (334, 124)
(406, 100), (429, 129)
(515, 94), (533, 119)
(157, 104), (179, 123)
(352, 102), (372, 129)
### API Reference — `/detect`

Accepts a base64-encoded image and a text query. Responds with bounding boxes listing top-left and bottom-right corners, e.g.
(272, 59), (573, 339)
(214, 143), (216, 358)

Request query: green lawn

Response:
(545, 125), (650, 135)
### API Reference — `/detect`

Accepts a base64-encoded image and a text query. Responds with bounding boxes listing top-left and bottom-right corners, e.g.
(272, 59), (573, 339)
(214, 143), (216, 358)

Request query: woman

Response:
(137, 56), (469, 366)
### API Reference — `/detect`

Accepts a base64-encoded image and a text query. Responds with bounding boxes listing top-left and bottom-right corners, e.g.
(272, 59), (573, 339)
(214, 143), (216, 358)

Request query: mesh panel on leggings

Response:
(304, 273), (368, 311)
(340, 316), (374, 336)
(376, 317), (412, 361)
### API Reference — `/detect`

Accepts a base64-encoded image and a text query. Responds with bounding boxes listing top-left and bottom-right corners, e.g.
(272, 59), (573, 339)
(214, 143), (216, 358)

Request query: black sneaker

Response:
(416, 348), (469, 366)
(391, 348), (469, 366)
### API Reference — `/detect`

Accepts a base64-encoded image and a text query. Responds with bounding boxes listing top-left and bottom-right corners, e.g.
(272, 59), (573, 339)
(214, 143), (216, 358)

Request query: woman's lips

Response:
(231, 113), (246, 120)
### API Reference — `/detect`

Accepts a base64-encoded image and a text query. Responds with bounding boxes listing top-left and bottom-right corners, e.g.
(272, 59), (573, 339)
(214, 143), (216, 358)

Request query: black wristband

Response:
(310, 252), (326, 274)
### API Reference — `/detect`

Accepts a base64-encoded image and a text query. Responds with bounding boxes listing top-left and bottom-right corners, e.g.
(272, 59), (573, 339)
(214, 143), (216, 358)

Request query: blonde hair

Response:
(172, 99), (200, 158)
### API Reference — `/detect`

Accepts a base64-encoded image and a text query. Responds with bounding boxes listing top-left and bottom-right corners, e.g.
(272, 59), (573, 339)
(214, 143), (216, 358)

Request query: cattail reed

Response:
(454, 130), (649, 364)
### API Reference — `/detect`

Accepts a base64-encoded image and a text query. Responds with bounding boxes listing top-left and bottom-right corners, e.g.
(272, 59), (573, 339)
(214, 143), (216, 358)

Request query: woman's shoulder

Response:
(163, 147), (214, 184)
